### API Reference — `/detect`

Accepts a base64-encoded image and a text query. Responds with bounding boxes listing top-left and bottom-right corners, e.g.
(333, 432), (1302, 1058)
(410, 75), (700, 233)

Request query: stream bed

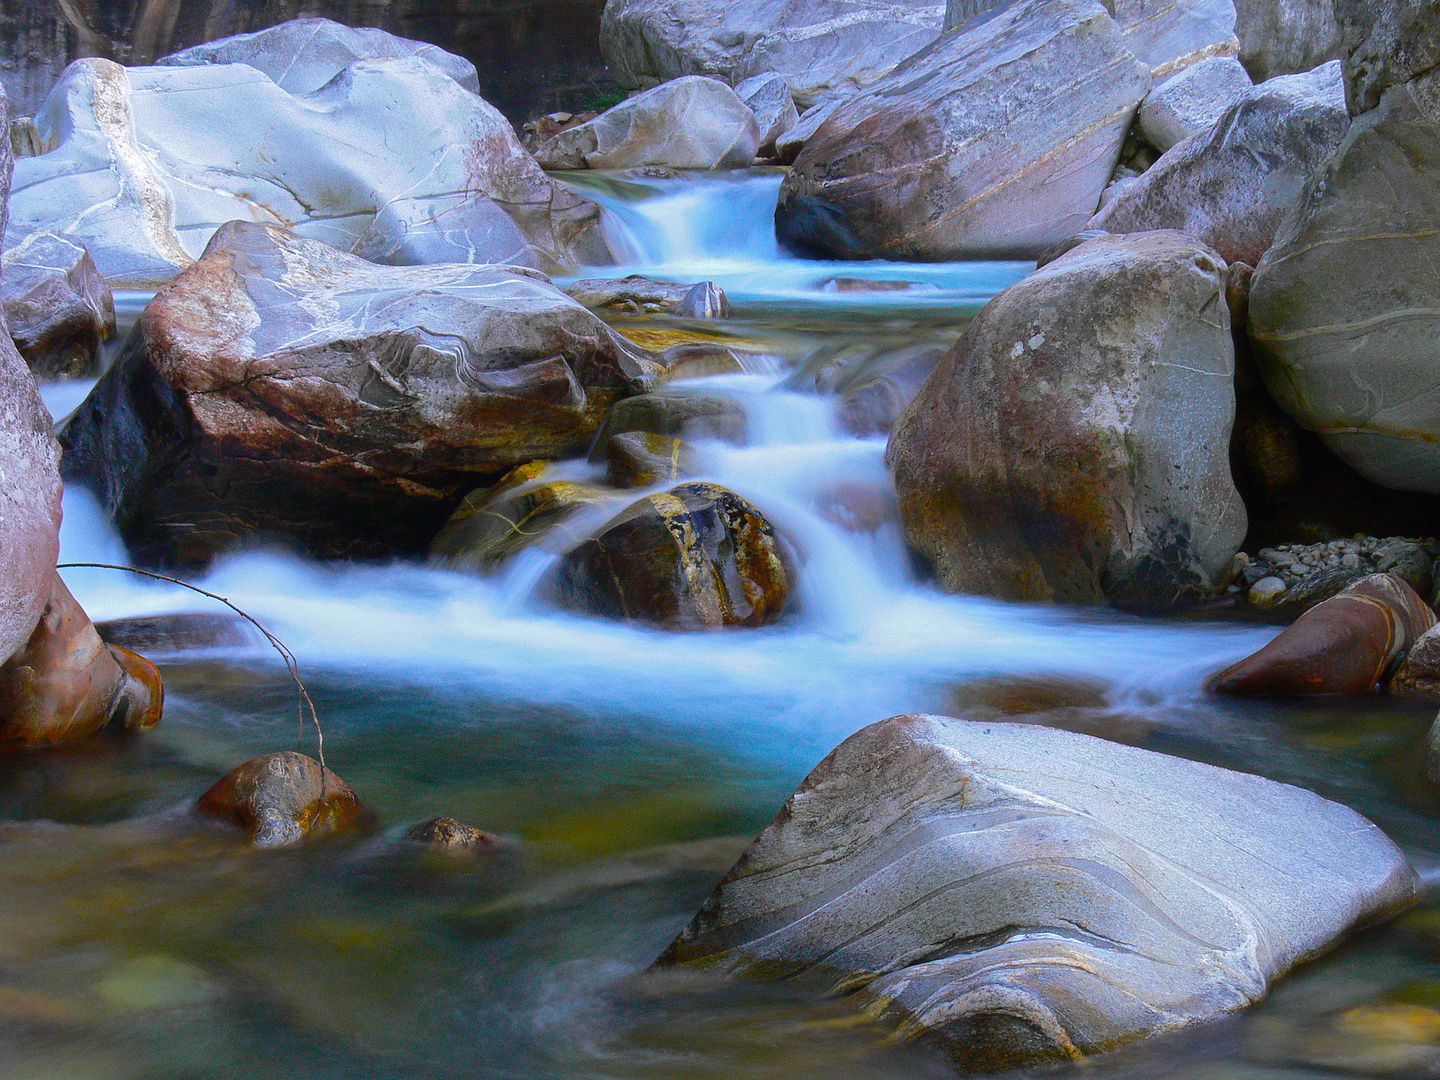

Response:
(14, 170), (1440, 1080)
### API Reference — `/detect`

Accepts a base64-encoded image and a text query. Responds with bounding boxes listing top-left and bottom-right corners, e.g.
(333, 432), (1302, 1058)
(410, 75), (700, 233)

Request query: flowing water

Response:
(13, 170), (1440, 1080)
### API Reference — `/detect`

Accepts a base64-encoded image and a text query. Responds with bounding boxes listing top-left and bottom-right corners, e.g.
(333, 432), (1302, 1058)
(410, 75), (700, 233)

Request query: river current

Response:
(13, 170), (1440, 1080)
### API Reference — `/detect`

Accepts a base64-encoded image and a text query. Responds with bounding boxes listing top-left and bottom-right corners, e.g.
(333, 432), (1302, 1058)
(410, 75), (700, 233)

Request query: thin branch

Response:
(56, 562), (325, 768)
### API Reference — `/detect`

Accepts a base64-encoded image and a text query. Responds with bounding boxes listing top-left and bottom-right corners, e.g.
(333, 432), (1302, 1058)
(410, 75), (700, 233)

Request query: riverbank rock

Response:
(529, 77), (760, 169)
(600, 0), (946, 110)
(1335, 0), (1440, 117)
(1234, 537), (1439, 611)
(59, 221), (659, 570)
(9, 49), (610, 287)
(775, 0), (1151, 260)
(1093, 62), (1348, 266)
(1234, 0), (1340, 82)
(195, 752), (371, 849)
(2, 231), (115, 379)
(1248, 71), (1440, 494)
(0, 572), (162, 748)
(887, 231), (1244, 610)
(1138, 56), (1252, 152)
(657, 715), (1417, 1069)
(556, 481), (790, 629)
(155, 17), (481, 95)
(1210, 574), (1435, 696)
(735, 73), (798, 155)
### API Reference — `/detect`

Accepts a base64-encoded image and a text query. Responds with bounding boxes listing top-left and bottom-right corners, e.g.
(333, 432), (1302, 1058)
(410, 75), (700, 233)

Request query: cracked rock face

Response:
(8, 43), (611, 288)
(657, 715), (1418, 1070)
(887, 230), (1244, 611)
(59, 221), (660, 570)
(775, 0), (1152, 260)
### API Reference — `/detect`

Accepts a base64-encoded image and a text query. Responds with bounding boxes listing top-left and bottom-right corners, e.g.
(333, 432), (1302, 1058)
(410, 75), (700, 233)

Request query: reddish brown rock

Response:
(404, 816), (506, 855)
(556, 482), (790, 630)
(195, 751), (370, 849)
(0, 572), (163, 748)
(1210, 573), (1436, 696)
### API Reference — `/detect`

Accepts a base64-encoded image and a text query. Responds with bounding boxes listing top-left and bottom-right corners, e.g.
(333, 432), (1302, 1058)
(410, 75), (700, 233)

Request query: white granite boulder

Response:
(1248, 70), (1440, 494)
(1233, 0), (1340, 81)
(887, 231), (1245, 610)
(1093, 61), (1348, 266)
(734, 72), (798, 155)
(657, 715), (1418, 1069)
(529, 76), (761, 169)
(1139, 55), (1252, 151)
(155, 17), (481, 95)
(600, 0), (946, 109)
(1104, 0), (1240, 76)
(8, 53), (611, 288)
(776, 0), (1151, 261)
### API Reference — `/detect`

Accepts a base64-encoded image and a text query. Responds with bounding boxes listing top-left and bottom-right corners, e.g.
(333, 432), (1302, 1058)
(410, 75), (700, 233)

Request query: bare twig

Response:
(56, 562), (325, 768)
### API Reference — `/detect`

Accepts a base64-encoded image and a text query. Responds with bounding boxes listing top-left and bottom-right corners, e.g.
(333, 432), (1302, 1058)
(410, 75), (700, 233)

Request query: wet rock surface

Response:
(195, 752), (371, 849)
(589, 389), (747, 452)
(566, 276), (731, 318)
(1, 231), (115, 379)
(775, 0), (1152, 260)
(657, 714), (1418, 1069)
(431, 474), (616, 572)
(58, 221), (659, 570)
(556, 481), (790, 629)
(887, 230), (1244, 610)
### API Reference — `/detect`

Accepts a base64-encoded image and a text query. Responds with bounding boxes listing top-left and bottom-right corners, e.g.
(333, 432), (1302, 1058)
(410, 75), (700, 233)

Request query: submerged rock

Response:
(430, 475), (616, 571)
(95, 611), (256, 653)
(566, 276), (731, 317)
(59, 221), (659, 570)
(9, 45), (610, 286)
(589, 389), (748, 453)
(1248, 71), (1440, 494)
(2, 231), (115, 379)
(403, 817), (507, 856)
(1093, 61), (1349, 266)
(600, 0), (946, 110)
(1210, 573), (1436, 696)
(657, 715), (1417, 1069)
(0, 572), (162, 748)
(195, 751), (370, 849)
(556, 481), (790, 630)
(529, 77), (760, 169)
(775, 0), (1151, 260)
(887, 230), (1244, 610)
(603, 431), (696, 487)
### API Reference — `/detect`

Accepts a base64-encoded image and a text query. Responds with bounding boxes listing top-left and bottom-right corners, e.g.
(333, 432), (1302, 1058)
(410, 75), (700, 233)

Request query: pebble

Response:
(1249, 576), (1287, 605)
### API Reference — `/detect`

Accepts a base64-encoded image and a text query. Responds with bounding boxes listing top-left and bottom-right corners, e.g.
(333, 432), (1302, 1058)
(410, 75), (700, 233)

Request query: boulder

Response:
(1233, 0), (1340, 82)
(1391, 622), (1440, 702)
(430, 475), (616, 571)
(155, 17), (481, 95)
(1248, 71), (1440, 494)
(95, 611), (255, 653)
(59, 221), (659, 570)
(600, 0), (947, 110)
(657, 715), (1417, 1069)
(0, 571), (162, 748)
(775, 0), (1152, 260)
(195, 751), (371, 849)
(602, 431), (696, 487)
(1092, 62), (1348, 266)
(529, 77), (760, 169)
(566, 276), (732, 317)
(1102, 0), (1239, 75)
(774, 100), (842, 164)
(1138, 56), (1252, 152)
(1209, 573), (1436, 695)
(0, 86), (65, 669)
(734, 72), (799, 155)
(1335, 0), (1440, 117)
(2, 231), (115, 379)
(556, 481), (790, 629)
(9, 53), (610, 287)
(887, 230), (1245, 610)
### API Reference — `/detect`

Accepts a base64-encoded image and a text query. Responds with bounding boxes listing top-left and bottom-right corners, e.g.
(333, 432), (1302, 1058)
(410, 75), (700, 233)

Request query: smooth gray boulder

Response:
(528, 76), (761, 169)
(734, 72), (798, 155)
(2, 231), (115, 379)
(657, 715), (1418, 1070)
(1335, 0), (1440, 117)
(1138, 55), (1252, 151)
(600, 0), (946, 109)
(0, 85), (63, 665)
(155, 17), (481, 95)
(58, 221), (660, 570)
(1092, 61), (1348, 266)
(1234, 0), (1340, 81)
(776, 0), (1152, 260)
(886, 231), (1244, 610)
(1248, 70), (1440, 494)
(9, 54), (610, 288)
(774, 99), (842, 164)
(1103, 0), (1239, 75)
